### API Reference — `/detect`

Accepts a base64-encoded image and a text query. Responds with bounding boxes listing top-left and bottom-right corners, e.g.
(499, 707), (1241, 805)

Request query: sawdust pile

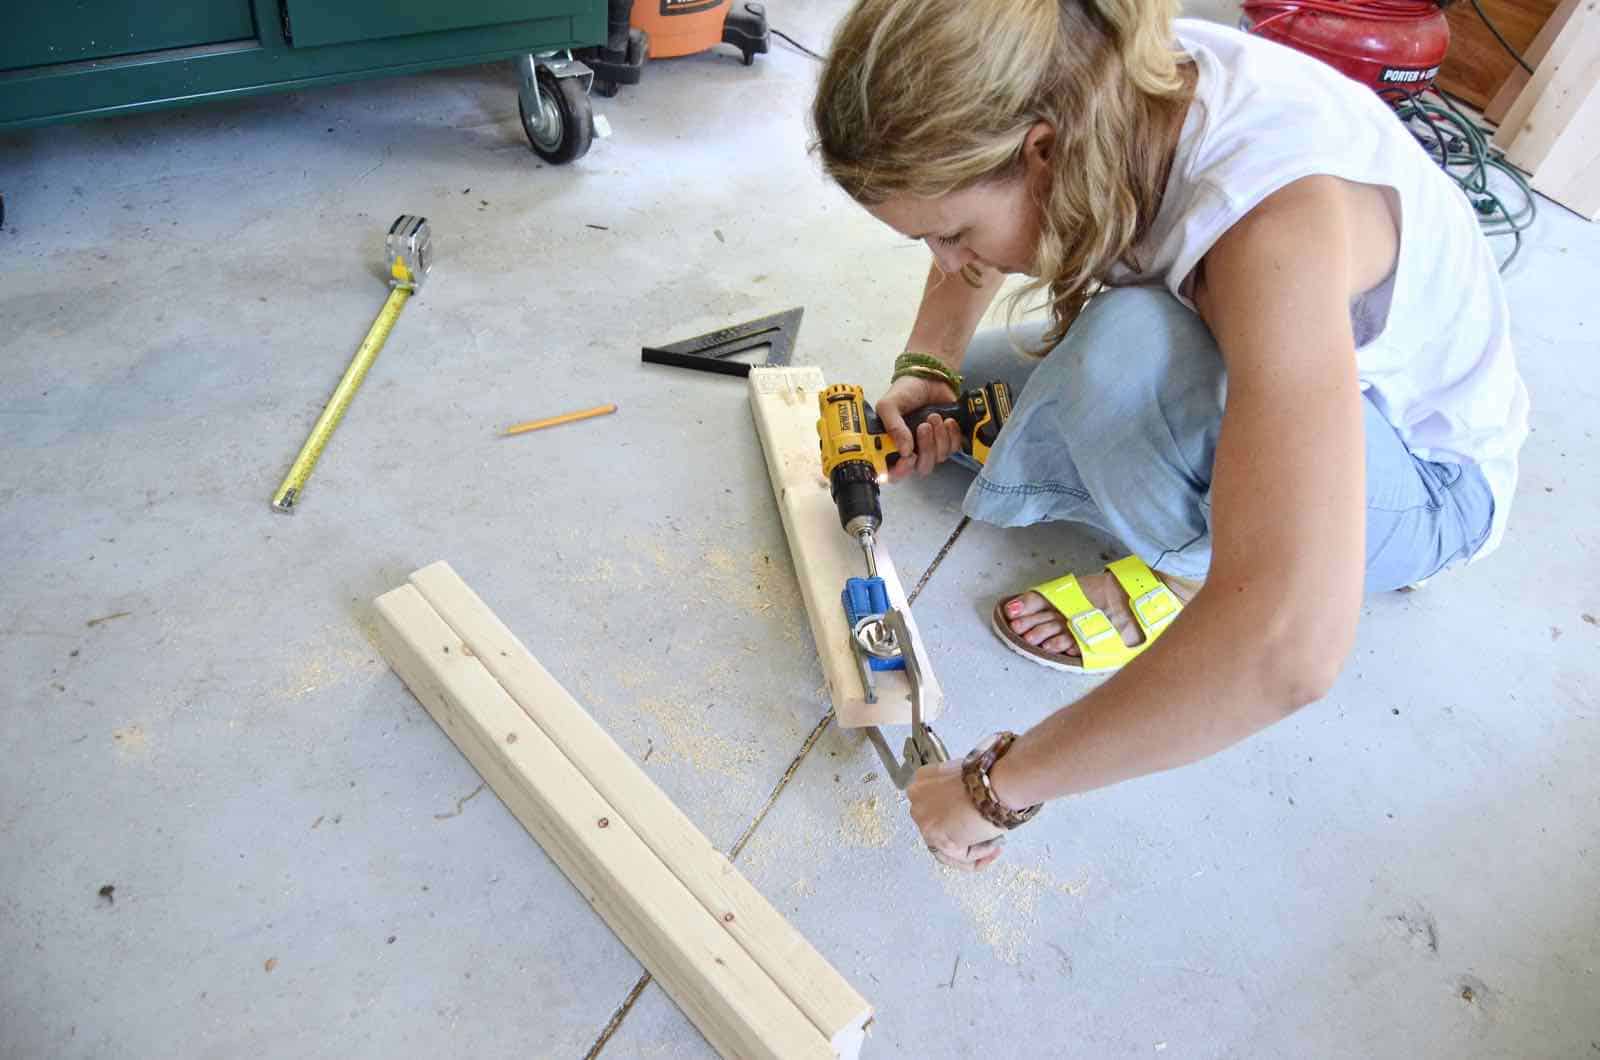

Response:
(939, 862), (1089, 965)
(111, 724), (148, 756)
(281, 623), (379, 700)
(732, 826), (780, 871)
(615, 664), (655, 692)
(635, 693), (762, 783)
(840, 794), (901, 848)
(565, 521), (826, 787)
(572, 556), (619, 588)
(573, 530), (808, 644)
(683, 541), (807, 644)
(609, 653), (781, 785)
(575, 673), (608, 709)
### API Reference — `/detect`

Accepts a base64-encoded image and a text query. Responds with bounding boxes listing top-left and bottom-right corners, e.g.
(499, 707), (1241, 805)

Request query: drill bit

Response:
(856, 528), (880, 579)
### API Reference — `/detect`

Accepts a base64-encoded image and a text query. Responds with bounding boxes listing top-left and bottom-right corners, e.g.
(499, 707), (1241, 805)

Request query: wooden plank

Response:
(407, 561), (872, 1059)
(373, 584), (838, 1060)
(1440, 0), (1559, 110)
(1494, 0), (1600, 164)
(1529, 79), (1600, 218)
(747, 365), (944, 730)
(1485, 0), (1581, 124)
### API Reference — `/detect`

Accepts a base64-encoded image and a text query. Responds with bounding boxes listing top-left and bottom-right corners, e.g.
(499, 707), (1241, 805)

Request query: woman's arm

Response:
(904, 260), (1006, 369)
(985, 175), (1368, 807)
(877, 261), (1008, 477)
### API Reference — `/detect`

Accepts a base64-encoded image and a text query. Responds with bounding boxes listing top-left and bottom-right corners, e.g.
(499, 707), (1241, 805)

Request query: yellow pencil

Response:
(502, 403), (618, 437)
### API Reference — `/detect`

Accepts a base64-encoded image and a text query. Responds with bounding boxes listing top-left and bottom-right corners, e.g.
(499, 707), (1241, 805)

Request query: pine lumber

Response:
(747, 365), (945, 730)
(1493, 0), (1600, 219)
(1523, 83), (1600, 220)
(374, 582), (865, 1060)
(1485, 0), (1581, 124)
(405, 561), (872, 1058)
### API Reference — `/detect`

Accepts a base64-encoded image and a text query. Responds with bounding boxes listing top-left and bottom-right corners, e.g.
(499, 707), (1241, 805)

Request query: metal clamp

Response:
(863, 608), (948, 789)
(854, 611), (1006, 862)
(849, 613), (900, 706)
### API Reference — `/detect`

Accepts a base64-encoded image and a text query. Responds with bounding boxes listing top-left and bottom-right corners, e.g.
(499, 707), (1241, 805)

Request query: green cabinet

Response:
(0, 0), (256, 70)
(0, 0), (605, 131)
(282, 0), (591, 48)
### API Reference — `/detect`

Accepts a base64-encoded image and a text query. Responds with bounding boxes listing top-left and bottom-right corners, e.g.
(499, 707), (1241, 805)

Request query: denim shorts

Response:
(951, 287), (1494, 592)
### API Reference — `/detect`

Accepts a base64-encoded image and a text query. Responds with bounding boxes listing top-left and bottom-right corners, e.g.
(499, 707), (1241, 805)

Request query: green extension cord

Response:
(1382, 87), (1537, 273)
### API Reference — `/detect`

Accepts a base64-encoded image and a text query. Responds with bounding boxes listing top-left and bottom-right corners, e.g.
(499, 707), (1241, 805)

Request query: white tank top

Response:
(1111, 20), (1529, 558)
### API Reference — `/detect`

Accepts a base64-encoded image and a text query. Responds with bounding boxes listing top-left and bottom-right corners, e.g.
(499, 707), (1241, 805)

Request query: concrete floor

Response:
(3, 3), (1598, 1057)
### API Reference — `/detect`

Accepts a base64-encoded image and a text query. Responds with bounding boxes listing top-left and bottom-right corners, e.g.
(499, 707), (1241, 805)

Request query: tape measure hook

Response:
(387, 215), (431, 292)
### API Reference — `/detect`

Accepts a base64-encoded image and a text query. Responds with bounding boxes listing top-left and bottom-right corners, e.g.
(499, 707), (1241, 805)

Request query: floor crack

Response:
(432, 782), (485, 820)
(582, 972), (652, 1060)
(583, 504), (954, 1054)
(908, 516), (970, 605)
(581, 709), (834, 1056)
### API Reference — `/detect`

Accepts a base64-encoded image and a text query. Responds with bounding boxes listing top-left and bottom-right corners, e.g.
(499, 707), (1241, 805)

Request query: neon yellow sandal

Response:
(989, 555), (1184, 674)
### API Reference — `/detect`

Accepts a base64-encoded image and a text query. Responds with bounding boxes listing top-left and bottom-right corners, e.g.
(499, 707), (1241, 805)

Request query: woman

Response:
(810, 0), (1528, 868)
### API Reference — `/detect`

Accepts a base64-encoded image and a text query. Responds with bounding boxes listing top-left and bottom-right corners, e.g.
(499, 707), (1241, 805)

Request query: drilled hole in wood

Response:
(598, 817), (610, 828)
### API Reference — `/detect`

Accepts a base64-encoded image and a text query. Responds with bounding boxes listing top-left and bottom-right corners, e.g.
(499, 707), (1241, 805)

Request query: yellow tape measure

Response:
(271, 216), (431, 514)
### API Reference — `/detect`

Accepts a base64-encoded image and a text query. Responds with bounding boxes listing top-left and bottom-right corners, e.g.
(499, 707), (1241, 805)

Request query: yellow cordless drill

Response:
(817, 381), (1012, 576)
(816, 379), (1012, 789)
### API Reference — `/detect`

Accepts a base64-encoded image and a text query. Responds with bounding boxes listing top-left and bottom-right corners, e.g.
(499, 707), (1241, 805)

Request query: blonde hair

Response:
(813, 0), (1191, 351)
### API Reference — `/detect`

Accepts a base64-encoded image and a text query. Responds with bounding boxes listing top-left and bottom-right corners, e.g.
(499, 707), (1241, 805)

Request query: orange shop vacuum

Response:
(635, 0), (770, 65)
(584, 0), (770, 96)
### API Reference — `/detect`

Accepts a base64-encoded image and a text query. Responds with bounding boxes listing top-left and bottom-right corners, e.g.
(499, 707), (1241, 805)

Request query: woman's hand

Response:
(875, 375), (965, 480)
(908, 759), (1006, 870)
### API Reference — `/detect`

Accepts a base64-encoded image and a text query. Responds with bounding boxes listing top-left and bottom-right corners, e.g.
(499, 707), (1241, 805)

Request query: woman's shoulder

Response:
(1129, 22), (1473, 296)
(1174, 20), (1425, 202)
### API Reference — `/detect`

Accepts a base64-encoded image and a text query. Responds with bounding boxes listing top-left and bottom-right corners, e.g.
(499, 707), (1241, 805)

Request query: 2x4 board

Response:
(374, 561), (872, 1059)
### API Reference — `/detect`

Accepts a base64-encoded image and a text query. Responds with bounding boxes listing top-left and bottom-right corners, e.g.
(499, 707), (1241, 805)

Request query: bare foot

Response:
(1001, 570), (1201, 658)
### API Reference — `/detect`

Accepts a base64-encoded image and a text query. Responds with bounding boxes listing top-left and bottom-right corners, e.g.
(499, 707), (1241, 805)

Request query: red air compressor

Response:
(1241, 0), (1453, 94)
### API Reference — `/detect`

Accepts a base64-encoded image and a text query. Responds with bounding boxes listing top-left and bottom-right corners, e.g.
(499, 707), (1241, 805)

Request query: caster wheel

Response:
(519, 68), (593, 164)
(594, 78), (620, 98)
